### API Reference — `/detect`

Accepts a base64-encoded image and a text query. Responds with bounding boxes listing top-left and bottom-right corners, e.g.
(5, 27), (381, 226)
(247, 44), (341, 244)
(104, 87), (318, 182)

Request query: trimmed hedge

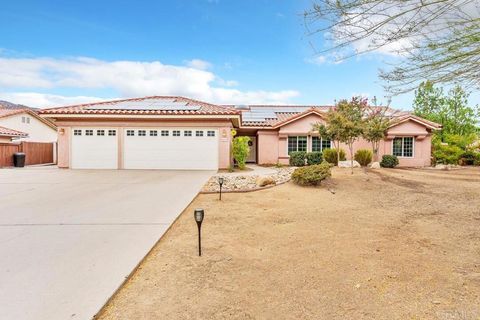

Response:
(354, 149), (373, 166)
(306, 151), (323, 165)
(292, 161), (332, 186)
(380, 155), (399, 168)
(289, 151), (307, 166)
(323, 148), (346, 165)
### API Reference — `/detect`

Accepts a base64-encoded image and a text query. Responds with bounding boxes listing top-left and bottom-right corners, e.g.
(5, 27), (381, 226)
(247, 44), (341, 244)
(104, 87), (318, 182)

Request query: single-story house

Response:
(0, 108), (58, 143)
(39, 96), (441, 170)
(0, 126), (28, 143)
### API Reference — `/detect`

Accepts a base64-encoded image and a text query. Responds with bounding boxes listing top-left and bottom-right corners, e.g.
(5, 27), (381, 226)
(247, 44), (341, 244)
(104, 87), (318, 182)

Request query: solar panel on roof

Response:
(85, 99), (201, 111)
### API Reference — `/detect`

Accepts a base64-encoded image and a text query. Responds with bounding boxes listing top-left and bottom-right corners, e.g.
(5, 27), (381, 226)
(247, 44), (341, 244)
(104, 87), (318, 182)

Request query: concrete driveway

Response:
(0, 167), (214, 320)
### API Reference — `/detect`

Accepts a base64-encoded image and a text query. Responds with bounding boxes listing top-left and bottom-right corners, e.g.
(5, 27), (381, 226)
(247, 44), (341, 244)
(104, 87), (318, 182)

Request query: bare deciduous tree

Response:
(304, 0), (480, 94)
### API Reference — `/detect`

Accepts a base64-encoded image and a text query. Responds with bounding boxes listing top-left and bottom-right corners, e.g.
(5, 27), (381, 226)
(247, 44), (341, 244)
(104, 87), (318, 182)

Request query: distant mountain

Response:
(0, 100), (39, 111)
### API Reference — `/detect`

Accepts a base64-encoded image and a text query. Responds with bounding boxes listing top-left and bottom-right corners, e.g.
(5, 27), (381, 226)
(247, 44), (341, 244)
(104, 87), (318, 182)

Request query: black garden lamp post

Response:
(194, 208), (204, 256)
(218, 177), (224, 200)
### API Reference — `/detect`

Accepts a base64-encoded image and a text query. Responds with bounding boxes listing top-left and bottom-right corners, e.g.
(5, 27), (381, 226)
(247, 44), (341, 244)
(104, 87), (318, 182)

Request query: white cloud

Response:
(0, 56), (300, 107)
(0, 92), (107, 108)
(184, 59), (212, 70)
(306, 55), (327, 65)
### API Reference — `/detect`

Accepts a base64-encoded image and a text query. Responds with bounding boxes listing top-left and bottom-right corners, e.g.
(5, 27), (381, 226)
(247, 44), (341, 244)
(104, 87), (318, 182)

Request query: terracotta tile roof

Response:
(40, 96), (240, 116)
(0, 126), (28, 137)
(235, 105), (440, 129)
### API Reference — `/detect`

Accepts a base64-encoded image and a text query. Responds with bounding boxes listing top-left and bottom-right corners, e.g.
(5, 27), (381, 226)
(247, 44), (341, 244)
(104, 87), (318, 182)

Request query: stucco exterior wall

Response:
(257, 116), (435, 167)
(0, 113), (57, 142)
(54, 119), (232, 169)
(257, 130), (279, 165)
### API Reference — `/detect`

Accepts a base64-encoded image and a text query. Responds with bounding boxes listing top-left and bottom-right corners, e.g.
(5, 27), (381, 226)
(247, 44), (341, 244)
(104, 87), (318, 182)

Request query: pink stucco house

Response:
(39, 96), (440, 170)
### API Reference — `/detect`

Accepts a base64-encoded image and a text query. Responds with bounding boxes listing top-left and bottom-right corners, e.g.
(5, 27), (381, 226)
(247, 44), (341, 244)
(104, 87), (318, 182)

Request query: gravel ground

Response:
(97, 167), (480, 320)
(201, 167), (295, 192)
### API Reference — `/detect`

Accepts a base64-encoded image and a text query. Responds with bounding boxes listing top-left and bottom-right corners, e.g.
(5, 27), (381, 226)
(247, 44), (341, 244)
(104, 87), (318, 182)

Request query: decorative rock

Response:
(369, 161), (381, 169)
(256, 176), (276, 187)
(338, 160), (361, 168)
(435, 164), (447, 170)
(201, 167), (295, 192)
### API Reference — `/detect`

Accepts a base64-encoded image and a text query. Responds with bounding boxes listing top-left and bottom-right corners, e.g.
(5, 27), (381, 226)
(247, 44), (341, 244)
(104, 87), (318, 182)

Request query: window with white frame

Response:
(150, 130), (158, 136)
(288, 136), (307, 154)
(393, 137), (414, 157)
(138, 130), (146, 136)
(108, 130), (116, 136)
(85, 129), (94, 136)
(311, 137), (331, 152)
(26, 117), (30, 124)
(207, 130), (215, 137)
(126, 130), (135, 136)
(21, 116), (25, 123)
(74, 129), (82, 136)
(196, 130), (204, 137)
(97, 130), (105, 136)
(184, 130), (192, 137)
(161, 130), (169, 136)
(172, 130), (180, 136)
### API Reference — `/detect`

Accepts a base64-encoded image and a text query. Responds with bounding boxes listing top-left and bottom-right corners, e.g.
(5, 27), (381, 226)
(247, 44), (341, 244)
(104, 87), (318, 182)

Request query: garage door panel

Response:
(71, 129), (118, 169)
(124, 129), (218, 170)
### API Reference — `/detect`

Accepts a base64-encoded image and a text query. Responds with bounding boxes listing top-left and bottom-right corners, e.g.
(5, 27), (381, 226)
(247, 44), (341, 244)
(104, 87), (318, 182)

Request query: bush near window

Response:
(380, 155), (399, 168)
(354, 149), (373, 166)
(232, 136), (250, 170)
(289, 151), (307, 166)
(292, 161), (332, 186)
(306, 152), (323, 165)
(322, 148), (346, 165)
(475, 154), (480, 166)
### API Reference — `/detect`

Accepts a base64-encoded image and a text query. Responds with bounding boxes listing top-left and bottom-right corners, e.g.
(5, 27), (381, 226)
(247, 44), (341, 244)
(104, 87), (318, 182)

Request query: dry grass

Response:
(98, 167), (480, 320)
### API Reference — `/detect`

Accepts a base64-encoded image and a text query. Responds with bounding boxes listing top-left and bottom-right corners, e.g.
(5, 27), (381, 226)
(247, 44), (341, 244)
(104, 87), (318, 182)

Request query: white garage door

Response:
(71, 128), (118, 169)
(124, 128), (218, 170)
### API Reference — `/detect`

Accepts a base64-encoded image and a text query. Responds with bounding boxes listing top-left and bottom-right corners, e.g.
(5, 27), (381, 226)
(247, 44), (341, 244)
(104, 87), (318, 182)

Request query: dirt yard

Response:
(97, 167), (480, 320)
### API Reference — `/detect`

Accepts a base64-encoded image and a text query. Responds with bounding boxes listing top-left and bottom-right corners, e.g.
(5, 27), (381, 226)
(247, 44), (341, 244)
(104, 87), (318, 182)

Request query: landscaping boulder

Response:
(338, 160), (361, 168)
(369, 162), (381, 169)
(256, 176), (276, 187)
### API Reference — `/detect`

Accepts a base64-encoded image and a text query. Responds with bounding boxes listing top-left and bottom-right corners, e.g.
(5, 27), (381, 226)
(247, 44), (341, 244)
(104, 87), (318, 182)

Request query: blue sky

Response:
(0, 0), (477, 109)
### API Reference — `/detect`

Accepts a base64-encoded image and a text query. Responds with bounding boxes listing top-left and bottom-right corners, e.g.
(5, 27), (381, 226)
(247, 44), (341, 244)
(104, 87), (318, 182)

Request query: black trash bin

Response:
(13, 152), (26, 167)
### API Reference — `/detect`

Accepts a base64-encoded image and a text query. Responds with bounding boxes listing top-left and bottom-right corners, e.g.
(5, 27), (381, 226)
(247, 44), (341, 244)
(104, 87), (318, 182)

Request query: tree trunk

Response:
(349, 142), (354, 174)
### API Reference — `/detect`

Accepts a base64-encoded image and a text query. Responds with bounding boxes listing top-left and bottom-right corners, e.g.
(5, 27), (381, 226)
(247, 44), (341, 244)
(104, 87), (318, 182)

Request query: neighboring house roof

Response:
(39, 96), (240, 116)
(0, 108), (57, 130)
(0, 126), (28, 138)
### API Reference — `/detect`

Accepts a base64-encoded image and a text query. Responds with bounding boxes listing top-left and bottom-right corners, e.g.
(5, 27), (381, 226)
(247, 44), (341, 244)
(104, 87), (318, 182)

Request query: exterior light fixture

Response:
(194, 208), (204, 256)
(218, 177), (224, 200)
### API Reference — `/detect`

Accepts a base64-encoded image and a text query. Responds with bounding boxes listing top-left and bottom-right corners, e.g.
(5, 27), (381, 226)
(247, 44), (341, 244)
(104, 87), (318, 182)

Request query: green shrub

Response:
(354, 149), (373, 166)
(322, 148), (346, 165)
(433, 144), (463, 165)
(289, 151), (306, 166)
(459, 150), (477, 166)
(475, 153), (480, 166)
(306, 152), (323, 165)
(292, 161), (331, 186)
(232, 136), (250, 170)
(380, 155), (399, 168)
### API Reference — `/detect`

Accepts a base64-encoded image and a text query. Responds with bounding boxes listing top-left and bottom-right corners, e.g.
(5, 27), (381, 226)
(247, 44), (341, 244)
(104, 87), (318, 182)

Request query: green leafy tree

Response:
(314, 97), (366, 173)
(335, 98), (366, 173)
(232, 136), (250, 170)
(362, 106), (392, 162)
(413, 81), (479, 140)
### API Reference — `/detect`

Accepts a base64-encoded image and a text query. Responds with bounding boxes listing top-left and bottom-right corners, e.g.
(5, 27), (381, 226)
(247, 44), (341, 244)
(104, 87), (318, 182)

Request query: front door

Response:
(246, 136), (256, 163)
